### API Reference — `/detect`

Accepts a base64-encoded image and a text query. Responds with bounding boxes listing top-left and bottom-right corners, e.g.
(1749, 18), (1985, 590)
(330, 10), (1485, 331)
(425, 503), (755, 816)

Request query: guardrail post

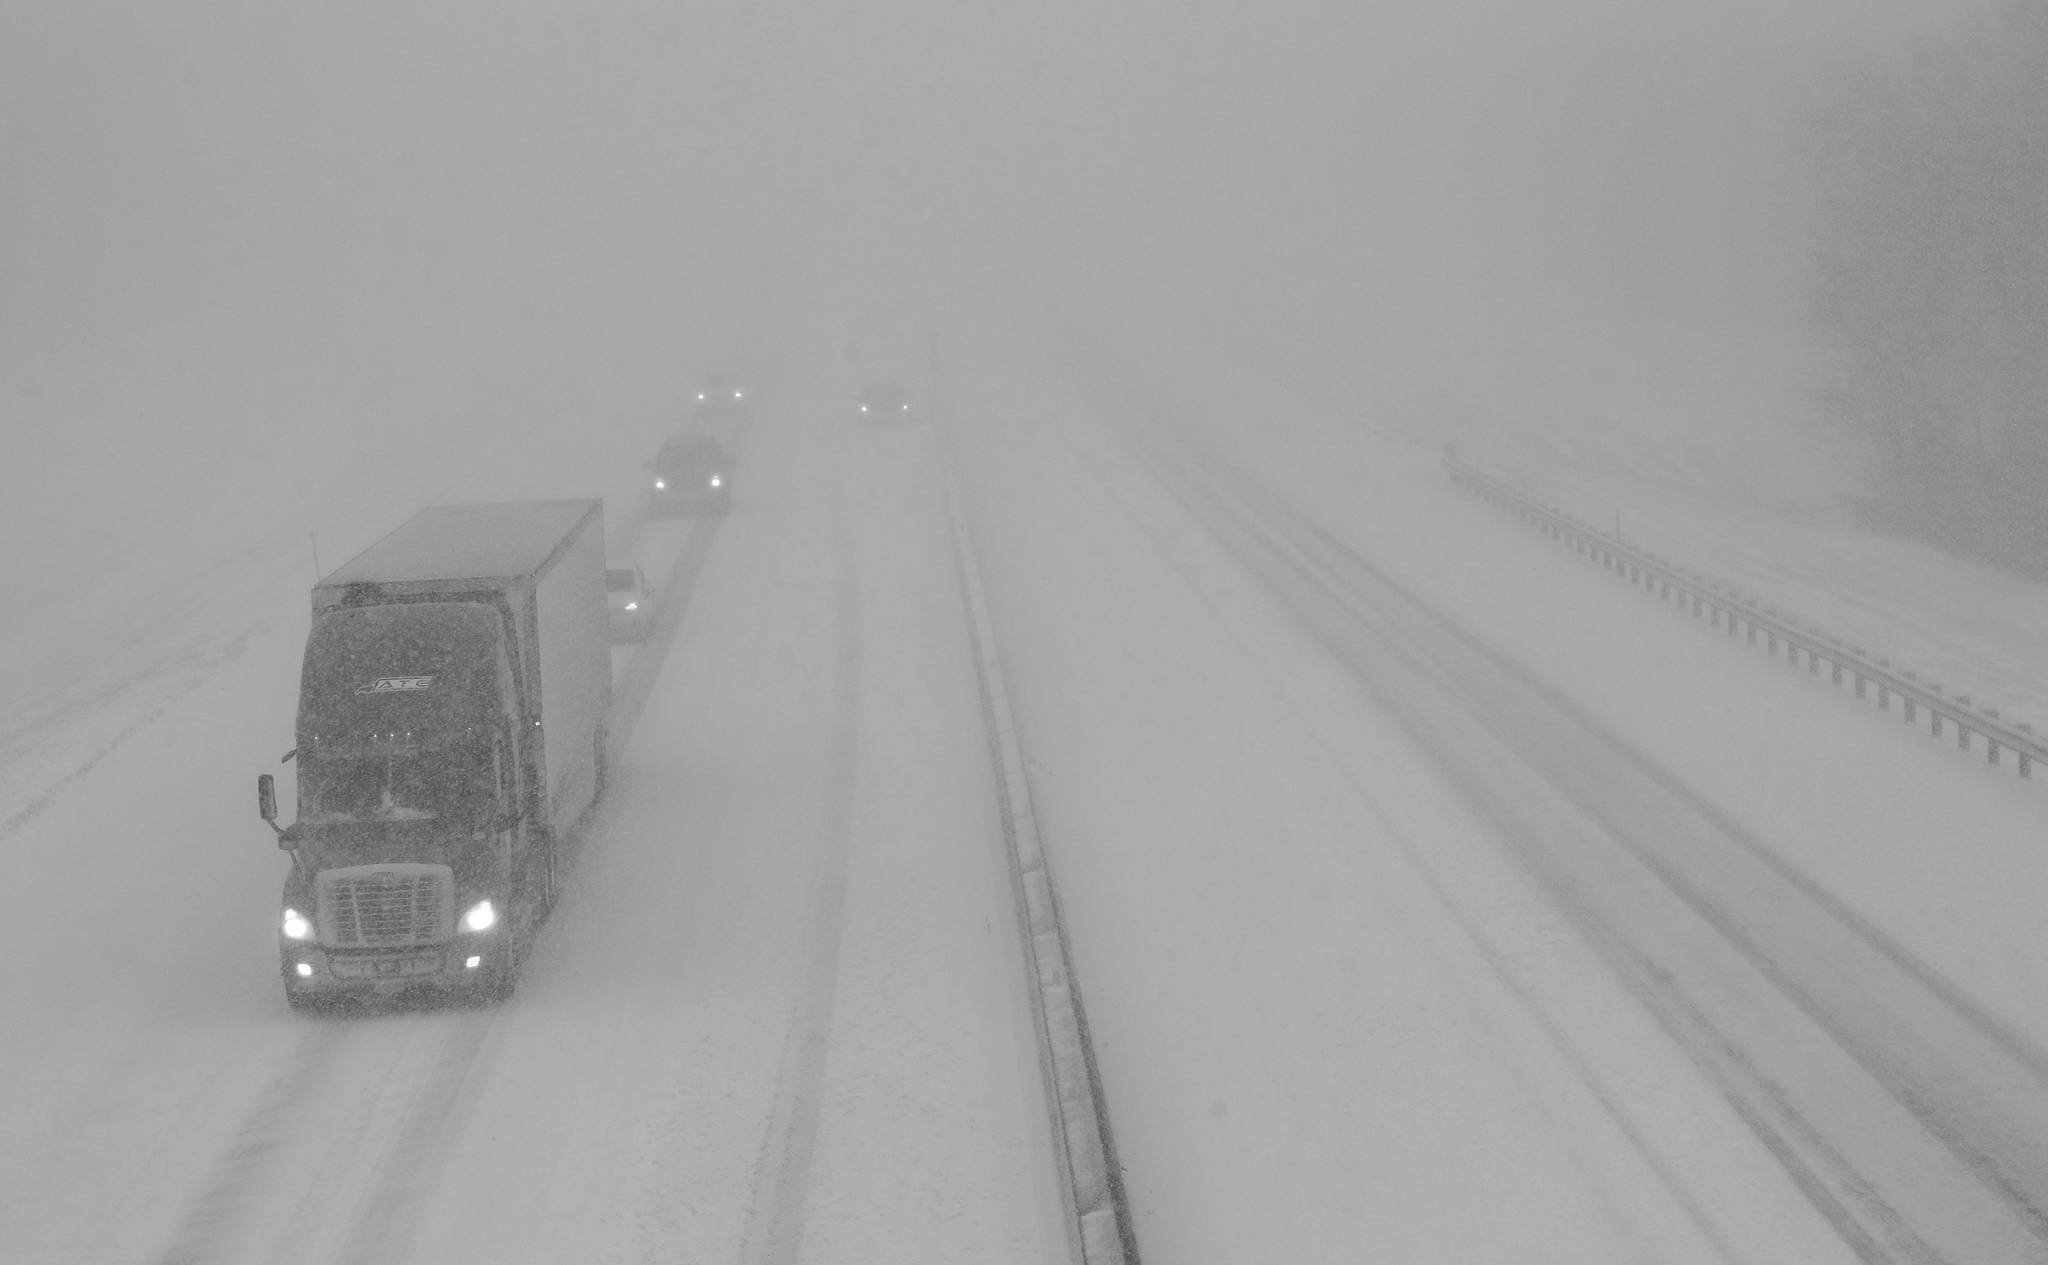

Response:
(1448, 453), (2048, 785)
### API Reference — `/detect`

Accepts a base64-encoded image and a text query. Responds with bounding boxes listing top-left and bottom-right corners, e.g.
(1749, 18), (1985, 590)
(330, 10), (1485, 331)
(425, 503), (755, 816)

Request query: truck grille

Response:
(316, 864), (455, 948)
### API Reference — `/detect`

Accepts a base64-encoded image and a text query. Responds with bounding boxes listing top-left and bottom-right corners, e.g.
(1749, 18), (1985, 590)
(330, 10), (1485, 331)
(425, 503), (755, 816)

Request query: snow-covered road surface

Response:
(0, 368), (1056, 1265)
(945, 330), (2048, 1263)
(10, 325), (2048, 1264)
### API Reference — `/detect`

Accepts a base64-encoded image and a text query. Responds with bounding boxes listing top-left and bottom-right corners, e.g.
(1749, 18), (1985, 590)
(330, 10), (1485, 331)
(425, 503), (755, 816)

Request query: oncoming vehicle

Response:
(606, 563), (653, 642)
(259, 500), (611, 1011)
(857, 380), (912, 424)
(646, 436), (734, 516)
(694, 371), (750, 419)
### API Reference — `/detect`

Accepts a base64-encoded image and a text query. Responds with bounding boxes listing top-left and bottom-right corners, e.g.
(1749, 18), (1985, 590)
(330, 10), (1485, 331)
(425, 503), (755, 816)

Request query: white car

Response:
(606, 564), (653, 642)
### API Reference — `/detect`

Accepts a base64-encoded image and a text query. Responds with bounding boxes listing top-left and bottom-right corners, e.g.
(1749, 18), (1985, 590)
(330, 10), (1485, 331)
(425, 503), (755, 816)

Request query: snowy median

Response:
(938, 431), (1140, 1265)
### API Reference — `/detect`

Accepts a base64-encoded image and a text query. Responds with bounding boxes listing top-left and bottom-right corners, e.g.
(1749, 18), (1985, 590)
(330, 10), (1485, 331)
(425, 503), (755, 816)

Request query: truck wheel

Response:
(477, 923), (522, 1004)
(285, 986), (328, 1015)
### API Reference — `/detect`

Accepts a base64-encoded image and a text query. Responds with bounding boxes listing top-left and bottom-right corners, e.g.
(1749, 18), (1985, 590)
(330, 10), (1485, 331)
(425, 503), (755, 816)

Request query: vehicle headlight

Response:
(734, 390), (744, 400)
(282, 908), (313, 940)
(624, 600), (638, 611)
(463, 900), (498, 932)
(709, 474), (723, 488)
(860, 404), (868, 413)
(697, 392), (706, 400)
(653, 478), (667, 490)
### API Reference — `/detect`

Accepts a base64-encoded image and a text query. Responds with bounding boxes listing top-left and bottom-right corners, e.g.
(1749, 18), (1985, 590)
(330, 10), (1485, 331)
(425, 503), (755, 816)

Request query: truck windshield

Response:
(300, 743), (494, 825)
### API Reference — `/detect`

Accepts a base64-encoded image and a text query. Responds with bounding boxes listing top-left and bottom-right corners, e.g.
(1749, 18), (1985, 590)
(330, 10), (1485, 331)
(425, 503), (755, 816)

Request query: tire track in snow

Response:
(151, 1023), (360, 1265)
(323, 1013), (500, 1265)
(736, 488), (861, 1265)
(1139, 426), (2048, 1263)
(1064, 426), (1743, 1265)
(608, 514), (719, 763)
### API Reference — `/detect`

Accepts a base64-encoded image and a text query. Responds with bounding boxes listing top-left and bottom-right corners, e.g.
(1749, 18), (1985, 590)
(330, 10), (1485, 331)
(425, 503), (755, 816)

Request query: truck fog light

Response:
(465, 955), (482, 970)
(282, 908), (313, 939)
(463, 900), (498, 932)
(295, 962), (314, 977)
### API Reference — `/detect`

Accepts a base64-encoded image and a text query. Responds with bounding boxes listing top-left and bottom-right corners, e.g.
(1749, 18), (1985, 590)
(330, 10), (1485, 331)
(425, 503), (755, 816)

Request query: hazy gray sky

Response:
(1, 0), (1969, 455)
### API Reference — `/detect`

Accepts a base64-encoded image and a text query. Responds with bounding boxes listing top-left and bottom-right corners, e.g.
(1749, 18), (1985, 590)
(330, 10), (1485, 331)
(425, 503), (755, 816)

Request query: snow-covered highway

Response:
(8, 331), (2048, 1264)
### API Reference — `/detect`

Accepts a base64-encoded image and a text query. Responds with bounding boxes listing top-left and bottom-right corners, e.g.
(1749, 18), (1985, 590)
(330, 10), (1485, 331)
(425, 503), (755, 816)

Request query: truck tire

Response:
(477, 922), (522, 1005)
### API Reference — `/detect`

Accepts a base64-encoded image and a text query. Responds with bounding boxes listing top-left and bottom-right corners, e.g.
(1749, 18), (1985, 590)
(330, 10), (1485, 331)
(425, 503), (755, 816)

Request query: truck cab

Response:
(264, 501), (609, 1010)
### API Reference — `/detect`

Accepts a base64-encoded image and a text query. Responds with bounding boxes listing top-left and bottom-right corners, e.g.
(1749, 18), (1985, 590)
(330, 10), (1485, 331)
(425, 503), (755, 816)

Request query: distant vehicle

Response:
(606, 563), (653, 642)
(260, 500), (611, 1010)
(646, 435), (733, 516)
(694, 371), (750, 418)
(857, 380), (911, 423)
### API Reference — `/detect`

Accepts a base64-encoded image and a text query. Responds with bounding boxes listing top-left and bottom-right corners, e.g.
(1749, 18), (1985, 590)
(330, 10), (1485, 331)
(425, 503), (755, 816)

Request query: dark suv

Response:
(645, 436), (733, 516)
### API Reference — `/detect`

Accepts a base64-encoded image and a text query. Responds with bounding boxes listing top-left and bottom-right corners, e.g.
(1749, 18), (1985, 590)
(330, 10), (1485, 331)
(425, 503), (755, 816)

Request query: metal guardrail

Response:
(1444, 447), (2048, 780)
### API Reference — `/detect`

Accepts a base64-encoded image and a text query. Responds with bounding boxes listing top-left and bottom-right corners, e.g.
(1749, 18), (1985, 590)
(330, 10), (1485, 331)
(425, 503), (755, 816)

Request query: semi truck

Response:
(259, 499), (611, 1008)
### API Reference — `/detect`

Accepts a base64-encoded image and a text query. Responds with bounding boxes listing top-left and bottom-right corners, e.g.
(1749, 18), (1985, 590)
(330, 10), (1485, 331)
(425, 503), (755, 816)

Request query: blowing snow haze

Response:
(12, 2), (2048, 1263)
(3, 0), (1959, 443)
(0, 0), (1962, 775)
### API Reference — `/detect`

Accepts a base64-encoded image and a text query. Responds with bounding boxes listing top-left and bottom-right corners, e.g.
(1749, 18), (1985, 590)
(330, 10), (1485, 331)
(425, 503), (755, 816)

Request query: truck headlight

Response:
(708, 475), (723, 488)
(624, 600), (638, 611)
(462, 900), (498, 932)
(282, 908), (313, 940)
(653, 478), (667, 490)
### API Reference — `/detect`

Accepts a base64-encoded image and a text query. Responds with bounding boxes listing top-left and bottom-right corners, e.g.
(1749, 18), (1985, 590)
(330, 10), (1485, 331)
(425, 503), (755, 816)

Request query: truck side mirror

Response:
(258, 773), (291, 844)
